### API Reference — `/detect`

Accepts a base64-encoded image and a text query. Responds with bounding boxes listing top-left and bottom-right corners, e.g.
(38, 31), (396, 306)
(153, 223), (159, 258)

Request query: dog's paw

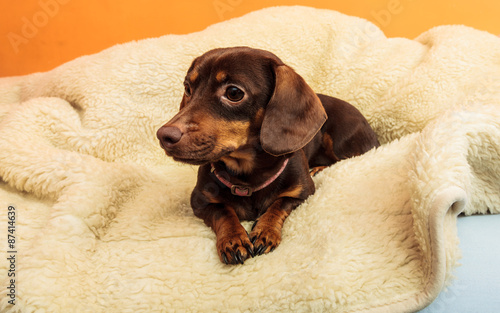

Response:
(309, 166), (328, 177)
(216, 231), (254, 265)
(249, 221), (282, 256)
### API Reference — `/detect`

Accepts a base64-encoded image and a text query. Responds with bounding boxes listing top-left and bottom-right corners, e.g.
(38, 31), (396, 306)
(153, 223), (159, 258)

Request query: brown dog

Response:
(157, 47), (379, 264)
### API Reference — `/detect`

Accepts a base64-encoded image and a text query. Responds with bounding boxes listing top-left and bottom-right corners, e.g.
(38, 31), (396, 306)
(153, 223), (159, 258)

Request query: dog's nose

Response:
(157, 126), (183, 147)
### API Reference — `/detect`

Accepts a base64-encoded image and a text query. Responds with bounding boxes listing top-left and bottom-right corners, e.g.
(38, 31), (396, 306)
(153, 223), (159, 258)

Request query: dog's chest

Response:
(228, 193), (277, 221)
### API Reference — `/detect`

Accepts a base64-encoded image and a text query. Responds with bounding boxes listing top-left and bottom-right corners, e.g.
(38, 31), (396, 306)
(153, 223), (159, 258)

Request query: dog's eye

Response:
(184, 84), (192, 97)
(225, 86), (244, 102)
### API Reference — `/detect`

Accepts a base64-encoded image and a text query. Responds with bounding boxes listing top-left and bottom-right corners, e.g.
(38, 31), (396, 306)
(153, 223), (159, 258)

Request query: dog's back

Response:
(304, 94), (379, 171)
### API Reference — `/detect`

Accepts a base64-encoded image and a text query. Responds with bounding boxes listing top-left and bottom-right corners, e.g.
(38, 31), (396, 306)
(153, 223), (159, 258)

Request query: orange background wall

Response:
(1, 0), (499, 77)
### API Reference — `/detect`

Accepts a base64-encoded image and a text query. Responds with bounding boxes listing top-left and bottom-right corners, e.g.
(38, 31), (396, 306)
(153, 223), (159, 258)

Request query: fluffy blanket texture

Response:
(1, 6), (500, 313)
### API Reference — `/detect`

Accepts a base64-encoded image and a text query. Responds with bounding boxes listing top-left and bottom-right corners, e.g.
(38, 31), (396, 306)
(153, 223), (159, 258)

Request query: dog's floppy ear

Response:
(261, 64), (327, 156)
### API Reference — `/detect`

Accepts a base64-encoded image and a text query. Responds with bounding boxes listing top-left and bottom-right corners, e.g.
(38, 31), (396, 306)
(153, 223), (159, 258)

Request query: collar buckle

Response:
(231, 185), (252, 197)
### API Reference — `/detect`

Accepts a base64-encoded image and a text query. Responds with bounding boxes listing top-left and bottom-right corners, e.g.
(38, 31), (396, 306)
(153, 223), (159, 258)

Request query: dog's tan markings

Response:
(221, 149), (256, 174)
(208, 120), (253, 174)
(249, 199), (291, 255)
(216, 71), (227, 82)
(202, 190), (222, 204)
(278, 185), (303, 199)
(216, 120), (251, 149)
(220, 156), (239, 173)
(322, 133), (340, 162)
(310, 166), (328, 177)
(253, 108), (265, 125)
(189, 69), (199, 83)
(213, 207), (254, 264)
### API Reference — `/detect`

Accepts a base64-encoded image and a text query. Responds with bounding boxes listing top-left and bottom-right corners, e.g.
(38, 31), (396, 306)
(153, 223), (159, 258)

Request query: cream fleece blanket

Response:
(1, 6), (499, 313)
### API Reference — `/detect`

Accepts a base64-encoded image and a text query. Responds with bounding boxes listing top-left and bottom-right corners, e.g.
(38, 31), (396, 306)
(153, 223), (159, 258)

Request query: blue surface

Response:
(418, 214), (500, 313)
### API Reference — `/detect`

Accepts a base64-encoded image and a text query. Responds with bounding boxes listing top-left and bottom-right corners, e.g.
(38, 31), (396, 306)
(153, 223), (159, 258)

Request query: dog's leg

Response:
(203, 204), (255, 264)
(249, 198), (302, 255)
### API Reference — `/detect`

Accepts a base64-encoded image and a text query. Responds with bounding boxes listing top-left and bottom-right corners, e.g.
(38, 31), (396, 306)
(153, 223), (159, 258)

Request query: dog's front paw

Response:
(216, 230), (254, 265)
(249, 221), (282, 256)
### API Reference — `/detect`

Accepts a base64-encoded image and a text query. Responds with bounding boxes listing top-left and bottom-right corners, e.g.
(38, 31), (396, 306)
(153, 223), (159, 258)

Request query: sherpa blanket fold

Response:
(1, 6), (499, 313)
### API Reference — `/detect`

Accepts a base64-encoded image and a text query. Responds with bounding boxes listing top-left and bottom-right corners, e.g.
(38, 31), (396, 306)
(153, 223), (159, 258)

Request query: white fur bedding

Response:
(0, 6), (499, 313)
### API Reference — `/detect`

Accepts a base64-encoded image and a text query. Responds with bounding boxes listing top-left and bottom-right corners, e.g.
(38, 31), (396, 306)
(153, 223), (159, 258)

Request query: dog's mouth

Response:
(162, 145), (235, 166)
(170, 156), (210, 166)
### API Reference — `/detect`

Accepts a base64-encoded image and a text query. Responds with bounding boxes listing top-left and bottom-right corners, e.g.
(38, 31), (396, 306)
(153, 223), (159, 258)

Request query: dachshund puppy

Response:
(157, 47), (379, 264)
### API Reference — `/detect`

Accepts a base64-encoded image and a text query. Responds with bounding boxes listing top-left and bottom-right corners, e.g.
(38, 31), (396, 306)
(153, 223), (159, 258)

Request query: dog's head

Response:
(157, 47), (327, 173)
